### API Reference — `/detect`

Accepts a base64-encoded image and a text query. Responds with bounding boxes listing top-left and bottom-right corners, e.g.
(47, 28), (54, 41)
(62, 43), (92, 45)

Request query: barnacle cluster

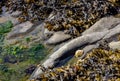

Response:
(2, 0), (119, 36)
(34, 49), (120, 81)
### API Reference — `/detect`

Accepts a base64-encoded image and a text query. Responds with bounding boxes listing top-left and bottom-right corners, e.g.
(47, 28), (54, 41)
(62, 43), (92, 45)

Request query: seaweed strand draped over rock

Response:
(2, 0), (120, 36)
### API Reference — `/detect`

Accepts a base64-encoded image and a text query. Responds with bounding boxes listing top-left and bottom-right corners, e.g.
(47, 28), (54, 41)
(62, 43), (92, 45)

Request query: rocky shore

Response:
(0, 0), (120, 81)
(30, 16), (120, 81)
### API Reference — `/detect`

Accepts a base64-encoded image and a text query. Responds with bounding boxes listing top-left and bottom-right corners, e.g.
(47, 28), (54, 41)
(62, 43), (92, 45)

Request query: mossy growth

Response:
(0, 21), (13, 45)
(0, 21), (48, 81)
(1, 43), (46, 63)
(0, 21), (13, 34)
(0, 43), (48, 81)
(25, 37), (31, 43)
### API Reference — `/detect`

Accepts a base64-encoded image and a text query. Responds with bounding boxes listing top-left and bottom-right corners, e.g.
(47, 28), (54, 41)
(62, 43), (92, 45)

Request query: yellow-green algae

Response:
(0, 21), (49, 81)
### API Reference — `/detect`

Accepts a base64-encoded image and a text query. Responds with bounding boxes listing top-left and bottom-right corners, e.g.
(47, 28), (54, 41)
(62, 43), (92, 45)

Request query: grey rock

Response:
(80, 44), (99, 59)
(109, 41), (120, 50)
(0, 17), (8, 23)
(11, 11), (22, 17)
(42, 58), (58, 68)
(0, 12), (19, 25)
(30, 67), (43, 80)
(0, 16), (19, 25)
(43, 28), (54, 39)
(30, 17), (120, 80)
(103, 24), (120, 39)
(30, 31), (108, 80)
(7, 21), (34, 39)
(82, 16), (120, 35)
(46, 31), (108, 61)
(45, 31), (71, 45)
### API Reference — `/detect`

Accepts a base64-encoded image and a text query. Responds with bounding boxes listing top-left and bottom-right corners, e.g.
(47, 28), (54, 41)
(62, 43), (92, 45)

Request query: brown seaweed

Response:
(1, 0), (120, 36)
(33, 49), (120, 81)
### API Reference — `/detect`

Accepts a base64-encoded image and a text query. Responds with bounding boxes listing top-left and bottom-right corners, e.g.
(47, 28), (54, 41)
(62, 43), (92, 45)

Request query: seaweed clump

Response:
(3, 0), (120, 36)
(34, 49), (120, 81)
(0, 0), (6, 13)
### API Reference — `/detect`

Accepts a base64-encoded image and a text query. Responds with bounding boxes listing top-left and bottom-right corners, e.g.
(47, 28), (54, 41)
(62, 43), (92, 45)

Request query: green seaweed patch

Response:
(25, 37), (31, 43)
(0, 43), (47, 81)
(2, 43), (46, 63)
(27, 44), (46, 62)
(0, 21), (13, 34)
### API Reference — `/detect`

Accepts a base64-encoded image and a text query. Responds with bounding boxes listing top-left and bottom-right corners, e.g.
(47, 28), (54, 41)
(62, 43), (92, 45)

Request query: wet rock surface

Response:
(82, 17), (120, 35)
(31, 31), (109, 79)
(0, 0), (120, 81)
(0, 12), (19, 25)
(45, 31), (71, 45)
(103, 24), (120, 39)
(0, 17), (8, 23)
(109, 41), (120, 50)
(7, 21), (34, 39)
(30, 16), (120, 80)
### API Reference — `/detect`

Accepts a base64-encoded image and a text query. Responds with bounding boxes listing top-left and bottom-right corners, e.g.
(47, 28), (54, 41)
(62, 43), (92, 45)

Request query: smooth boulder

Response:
(0, 12), (19, 25)
(80, 44), (99, 59)
(45, 31), (71, 45)
(109, 41), (120, 50)
(30, 31), (109, 80)
(44, 31), (108, 66)
(82, 16), (120, 35)
(7, 21), (34, 39)
(103, 24), (120, 39)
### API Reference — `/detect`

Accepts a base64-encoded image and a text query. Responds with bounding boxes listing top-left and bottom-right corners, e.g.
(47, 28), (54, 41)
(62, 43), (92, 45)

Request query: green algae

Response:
(0, 43), (48, 81)
(0, 21), (13, 34)
(0, 21), (48, 81)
